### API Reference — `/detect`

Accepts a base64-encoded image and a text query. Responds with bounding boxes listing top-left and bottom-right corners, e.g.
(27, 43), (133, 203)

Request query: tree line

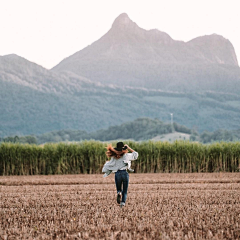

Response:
(0, 118), (240, 144)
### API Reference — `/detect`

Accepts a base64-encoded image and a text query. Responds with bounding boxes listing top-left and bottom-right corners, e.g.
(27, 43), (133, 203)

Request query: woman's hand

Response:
(124, 144), (135, 152)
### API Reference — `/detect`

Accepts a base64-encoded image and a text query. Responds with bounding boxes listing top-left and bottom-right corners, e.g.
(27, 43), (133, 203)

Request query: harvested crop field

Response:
(1, 173), (240, 239)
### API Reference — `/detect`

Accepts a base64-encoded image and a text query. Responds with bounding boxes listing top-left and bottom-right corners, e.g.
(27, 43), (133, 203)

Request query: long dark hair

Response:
(105, 144), (128, 159)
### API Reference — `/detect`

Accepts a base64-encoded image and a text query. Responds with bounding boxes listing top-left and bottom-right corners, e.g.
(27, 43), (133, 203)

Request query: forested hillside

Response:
(0, 118), (191, 143)
(1, 117), (240, 144)
(1, 71), (240, 138)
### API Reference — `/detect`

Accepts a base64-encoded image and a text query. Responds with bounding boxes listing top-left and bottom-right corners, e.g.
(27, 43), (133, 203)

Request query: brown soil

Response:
(0, 173), (240, 239)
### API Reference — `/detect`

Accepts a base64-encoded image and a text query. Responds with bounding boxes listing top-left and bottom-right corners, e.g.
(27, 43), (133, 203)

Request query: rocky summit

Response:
(52, 13), (240, 93)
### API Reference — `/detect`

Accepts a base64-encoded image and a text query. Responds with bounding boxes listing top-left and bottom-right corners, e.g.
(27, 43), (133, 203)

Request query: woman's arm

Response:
(124, 144), (138, 160)
(124, 144), (135, 153)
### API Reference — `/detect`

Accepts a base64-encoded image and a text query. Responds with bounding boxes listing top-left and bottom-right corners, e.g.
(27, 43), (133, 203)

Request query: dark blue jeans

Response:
(115, 170), (129, 203)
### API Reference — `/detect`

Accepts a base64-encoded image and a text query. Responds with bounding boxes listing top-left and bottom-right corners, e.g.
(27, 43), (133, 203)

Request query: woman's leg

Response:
(115, 171), (122, 194)
(121, 171), (129, 204)
(115, 171), (123, 204)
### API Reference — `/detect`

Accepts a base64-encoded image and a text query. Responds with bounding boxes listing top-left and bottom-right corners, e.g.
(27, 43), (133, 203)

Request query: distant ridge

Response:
(52, 13), (240, 93)
(187, 34), (238, 66)
(0, 54), (102, 94)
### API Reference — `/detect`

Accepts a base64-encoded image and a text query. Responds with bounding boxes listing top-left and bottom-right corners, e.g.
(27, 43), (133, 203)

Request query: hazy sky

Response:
(0, 0), (239, 69)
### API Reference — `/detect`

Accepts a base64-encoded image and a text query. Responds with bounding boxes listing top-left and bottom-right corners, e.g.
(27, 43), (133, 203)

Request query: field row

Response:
(0, 172), (240, 186)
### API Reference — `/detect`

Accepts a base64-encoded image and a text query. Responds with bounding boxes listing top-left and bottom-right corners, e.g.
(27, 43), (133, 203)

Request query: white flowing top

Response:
(102, 152), (139, 177)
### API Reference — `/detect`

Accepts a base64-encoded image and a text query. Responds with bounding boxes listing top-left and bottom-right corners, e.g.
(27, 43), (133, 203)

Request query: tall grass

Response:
(0, 141), (239, 175)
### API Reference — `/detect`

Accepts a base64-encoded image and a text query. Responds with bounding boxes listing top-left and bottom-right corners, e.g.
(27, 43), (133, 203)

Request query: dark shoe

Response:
(117, 192), (122, 204)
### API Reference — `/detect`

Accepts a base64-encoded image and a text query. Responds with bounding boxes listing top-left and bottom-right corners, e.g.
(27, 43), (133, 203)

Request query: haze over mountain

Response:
(0, 54), (104, 94)
(53, 13), (240, 93)
(1, 13), (240, 137)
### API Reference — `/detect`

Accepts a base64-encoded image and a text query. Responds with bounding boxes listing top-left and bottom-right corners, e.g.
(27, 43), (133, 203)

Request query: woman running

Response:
(102, 142), (138, 207)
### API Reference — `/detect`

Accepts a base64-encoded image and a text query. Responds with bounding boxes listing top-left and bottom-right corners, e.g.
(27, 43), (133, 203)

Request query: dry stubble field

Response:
(0, 173), (240, 239)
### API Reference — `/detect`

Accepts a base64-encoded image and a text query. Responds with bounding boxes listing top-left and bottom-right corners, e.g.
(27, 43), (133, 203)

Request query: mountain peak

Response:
(2, 53), (21, 59)
(52, 12), (240, 89)
(112, 13), (136, 30)
(188, 34), (239, 66)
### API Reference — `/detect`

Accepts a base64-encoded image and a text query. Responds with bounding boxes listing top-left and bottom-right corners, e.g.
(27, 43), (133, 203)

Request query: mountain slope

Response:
(1, 71), (240, 137)
(52, 13), (240, 93)
(0, 54), (102, 94)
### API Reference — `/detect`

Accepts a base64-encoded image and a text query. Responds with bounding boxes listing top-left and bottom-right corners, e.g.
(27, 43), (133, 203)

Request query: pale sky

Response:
(0, 0), (239, 69)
